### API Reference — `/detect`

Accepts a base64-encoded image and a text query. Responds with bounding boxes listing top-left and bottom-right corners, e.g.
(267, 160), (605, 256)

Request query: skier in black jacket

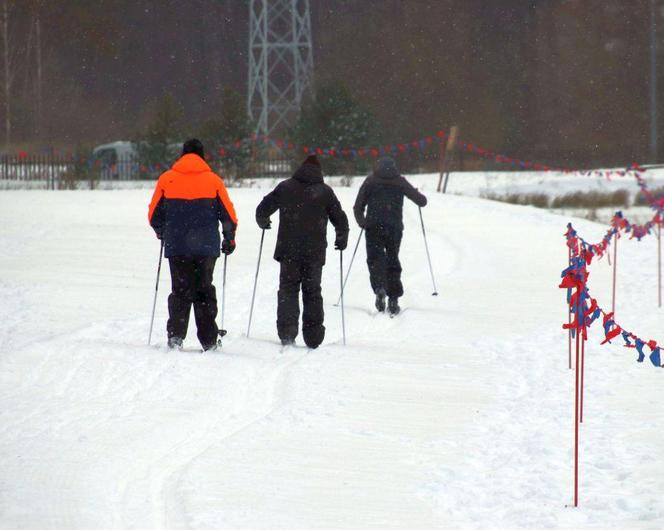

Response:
(353, 157), (427, 315)
(256, 155), (349, 348)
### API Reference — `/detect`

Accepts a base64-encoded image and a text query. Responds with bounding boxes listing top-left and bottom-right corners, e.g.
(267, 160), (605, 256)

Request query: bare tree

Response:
(1, 0), (11, 149)
(32, 1), (42, 140)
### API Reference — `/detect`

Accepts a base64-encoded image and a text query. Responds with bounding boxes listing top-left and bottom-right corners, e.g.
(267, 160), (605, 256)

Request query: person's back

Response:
(149, 154), (237, 258)
(262, 159), (340, 263)
(353, 157), (427, 315)
(256, 155), (349, 348)
(354, 158), (427, 230)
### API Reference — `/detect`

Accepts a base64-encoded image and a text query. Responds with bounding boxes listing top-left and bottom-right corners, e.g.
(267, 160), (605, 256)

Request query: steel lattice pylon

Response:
(248, 0), (314, 136)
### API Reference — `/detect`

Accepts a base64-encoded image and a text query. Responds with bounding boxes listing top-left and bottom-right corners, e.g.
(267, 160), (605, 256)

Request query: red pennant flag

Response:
(601, 325), (622, 344)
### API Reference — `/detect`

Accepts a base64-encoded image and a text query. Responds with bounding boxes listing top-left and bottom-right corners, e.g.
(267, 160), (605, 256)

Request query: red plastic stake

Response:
(574, 330), (580, 507)
(612, 232), (618, 316)
(580, 336), (585, 424)
(658, 223), (662, 308)
(568, 247), (572, 370)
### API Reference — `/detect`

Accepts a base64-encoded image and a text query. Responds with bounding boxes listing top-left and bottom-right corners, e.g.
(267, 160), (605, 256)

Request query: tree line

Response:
(2, 0), (662, 167)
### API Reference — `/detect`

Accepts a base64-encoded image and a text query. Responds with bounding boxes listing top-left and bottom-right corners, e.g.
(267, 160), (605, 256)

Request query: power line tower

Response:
(247, 0), (314, 136)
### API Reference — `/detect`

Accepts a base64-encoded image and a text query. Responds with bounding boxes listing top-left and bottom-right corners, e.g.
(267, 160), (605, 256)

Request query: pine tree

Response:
(292, 81), (378, 175)
(135, 94), (183, 179)
(197, 87), (252, 177)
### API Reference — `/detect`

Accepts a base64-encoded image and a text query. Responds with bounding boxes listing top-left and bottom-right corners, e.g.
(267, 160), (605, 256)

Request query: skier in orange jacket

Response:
(148, 139), (238, 351)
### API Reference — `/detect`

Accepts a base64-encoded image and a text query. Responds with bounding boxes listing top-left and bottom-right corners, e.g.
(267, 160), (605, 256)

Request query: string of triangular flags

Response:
(560, 164), (664, 367)
(217, 130), (637, 180)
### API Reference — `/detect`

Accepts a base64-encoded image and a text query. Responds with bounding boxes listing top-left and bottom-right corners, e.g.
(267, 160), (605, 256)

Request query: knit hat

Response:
(302, 154), (321, 168)
(182, 138), (205, 159)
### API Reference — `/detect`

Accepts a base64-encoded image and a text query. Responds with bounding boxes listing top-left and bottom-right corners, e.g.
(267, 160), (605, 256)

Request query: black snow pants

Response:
(365, 224), (404, 298)
(167, 256), (219, 348)
(277, 259), (325, 348)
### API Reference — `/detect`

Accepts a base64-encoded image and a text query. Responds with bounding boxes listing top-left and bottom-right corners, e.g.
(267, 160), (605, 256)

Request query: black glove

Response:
(256, 217), (271, 230)
(357, 218), (366, 229)
(334, 236), (348, 251)
(221, 239), (236, 255)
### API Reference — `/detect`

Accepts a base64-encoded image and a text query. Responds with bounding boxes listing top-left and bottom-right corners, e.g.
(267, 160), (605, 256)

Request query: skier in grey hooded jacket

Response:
(353, 157), (427, 315)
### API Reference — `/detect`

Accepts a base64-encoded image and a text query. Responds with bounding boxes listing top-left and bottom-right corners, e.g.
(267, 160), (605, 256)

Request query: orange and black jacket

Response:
(148, 154), (238, 258)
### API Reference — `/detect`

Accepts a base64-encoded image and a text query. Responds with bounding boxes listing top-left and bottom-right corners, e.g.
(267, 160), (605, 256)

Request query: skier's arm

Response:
(400, 176), (428, 207)
(215, 178), (238, 242)
(255, 185), (281, 229)
(328, 189), (349, 250)
(148, 176), (166, 238)
(353, 179), (369, 227)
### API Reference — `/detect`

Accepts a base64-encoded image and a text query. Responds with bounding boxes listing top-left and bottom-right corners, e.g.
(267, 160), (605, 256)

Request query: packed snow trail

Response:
(0, 186), (662, 529)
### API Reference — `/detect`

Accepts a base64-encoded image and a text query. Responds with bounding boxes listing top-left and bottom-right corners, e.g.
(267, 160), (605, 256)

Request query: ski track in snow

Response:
(0, 185), (663, 529)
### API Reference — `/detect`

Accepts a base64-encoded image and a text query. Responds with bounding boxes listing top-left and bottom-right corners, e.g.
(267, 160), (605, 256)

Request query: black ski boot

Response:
(388, 297), (400, 316)
(375, 288), (387, 313)
(168, 336), (183, 350)
(202, 339), (221, 352)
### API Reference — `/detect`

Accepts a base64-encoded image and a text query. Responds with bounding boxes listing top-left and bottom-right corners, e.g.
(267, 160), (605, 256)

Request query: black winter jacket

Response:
(256, 163), (349, 264)
(353, 167), (427, 230)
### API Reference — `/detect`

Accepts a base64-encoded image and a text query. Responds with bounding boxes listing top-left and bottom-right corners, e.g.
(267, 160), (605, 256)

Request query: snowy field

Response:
(4, 164), (664, 200)
(1, 174), (664, 529)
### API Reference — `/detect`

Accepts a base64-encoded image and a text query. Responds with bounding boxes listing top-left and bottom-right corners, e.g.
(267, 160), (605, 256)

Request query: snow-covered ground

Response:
(4, 164), (664, 199)
(1, 176), (663, 529)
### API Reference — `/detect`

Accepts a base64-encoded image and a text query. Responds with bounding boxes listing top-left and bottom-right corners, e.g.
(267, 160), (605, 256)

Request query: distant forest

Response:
(4, 0), (664, 166)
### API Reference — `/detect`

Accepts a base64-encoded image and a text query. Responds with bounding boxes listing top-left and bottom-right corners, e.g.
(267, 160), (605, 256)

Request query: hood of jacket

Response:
(292, 162), (324, 184)
(374, 157), (399, 180)
(172, 153), (212, 174)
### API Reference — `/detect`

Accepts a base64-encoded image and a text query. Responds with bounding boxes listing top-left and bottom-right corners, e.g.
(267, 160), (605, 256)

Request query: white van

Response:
(92, 141), (137, 179)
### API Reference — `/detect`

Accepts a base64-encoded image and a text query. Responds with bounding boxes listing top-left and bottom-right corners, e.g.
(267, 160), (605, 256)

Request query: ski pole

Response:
(419, 207), (439, 296)
(246, 228), (266, 338)
(339, 250), (346, 345)
(219, 253), (228, 338)
(148, 239), (165, 345)
(335, 228), (364, 306)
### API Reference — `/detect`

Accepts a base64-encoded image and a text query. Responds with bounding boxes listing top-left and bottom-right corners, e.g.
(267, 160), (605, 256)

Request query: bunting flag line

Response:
(560, 166), (664, 368)
(37, 131), (649, 181)
(211, 130), (643, 180)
